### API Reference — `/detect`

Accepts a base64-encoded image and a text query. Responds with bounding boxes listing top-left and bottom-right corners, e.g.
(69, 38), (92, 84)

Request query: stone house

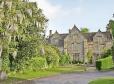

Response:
(48, 25), (113, 63)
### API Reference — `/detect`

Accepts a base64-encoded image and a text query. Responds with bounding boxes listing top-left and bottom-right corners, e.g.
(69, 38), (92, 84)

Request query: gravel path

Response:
(19, 70), (114, 84)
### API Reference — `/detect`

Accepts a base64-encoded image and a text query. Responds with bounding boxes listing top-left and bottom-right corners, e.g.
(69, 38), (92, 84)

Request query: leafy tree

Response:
(107, 19), (114, 62)
(0, 0), (47, 74)
(80, 28), (89, 33)
(13, 1), (47, 71)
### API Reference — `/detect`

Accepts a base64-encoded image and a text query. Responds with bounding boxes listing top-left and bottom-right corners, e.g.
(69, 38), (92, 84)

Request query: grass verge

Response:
(89, 77), (114, 84)
(0, 64), (85, 84)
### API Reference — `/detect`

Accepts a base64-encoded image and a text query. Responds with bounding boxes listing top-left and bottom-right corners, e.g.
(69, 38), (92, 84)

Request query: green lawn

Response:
(89, 77), (114, 84)
(0, 64), (85, 84)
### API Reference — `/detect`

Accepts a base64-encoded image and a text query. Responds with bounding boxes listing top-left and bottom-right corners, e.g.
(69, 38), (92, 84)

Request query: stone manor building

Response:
(48, 25), (113, 63)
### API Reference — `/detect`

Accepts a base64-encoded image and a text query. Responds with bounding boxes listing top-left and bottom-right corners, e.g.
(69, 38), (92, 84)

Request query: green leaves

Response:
(59, 53), (71, 65)
(0, 27), (5, 33)
(0, 0), (48, 72)
(80, 28), (89, 33)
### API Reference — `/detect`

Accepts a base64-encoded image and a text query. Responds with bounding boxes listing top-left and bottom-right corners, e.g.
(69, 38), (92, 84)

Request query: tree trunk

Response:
(0, 71), (7, 80)
(0, 45), (7, 80)
(0, 45), (3, 70)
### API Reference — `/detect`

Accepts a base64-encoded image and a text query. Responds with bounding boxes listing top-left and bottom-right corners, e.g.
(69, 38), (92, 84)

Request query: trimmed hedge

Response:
(96, 56), (114, 70)
(96, 60), (101, 70)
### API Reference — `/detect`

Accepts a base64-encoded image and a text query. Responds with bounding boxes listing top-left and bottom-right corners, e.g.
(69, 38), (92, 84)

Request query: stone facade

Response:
(48, 25), (113, 63)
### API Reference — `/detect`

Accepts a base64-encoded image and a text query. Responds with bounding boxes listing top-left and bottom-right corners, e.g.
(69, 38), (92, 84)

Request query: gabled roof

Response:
(71, 25), (80, 32)
(83, 31), (112, 42)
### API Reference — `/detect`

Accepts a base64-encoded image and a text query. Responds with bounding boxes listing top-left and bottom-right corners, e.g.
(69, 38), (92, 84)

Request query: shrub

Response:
(59, 53), (71, 65)
(1, 49), (10, 72)
(102, 49), (112, 58)
(72, 60), (83, 64)
(44, 45), (60, 68)
(96, 60), (101, 70)
(29, 57), (47, 71)
(96, 56), (114, 70)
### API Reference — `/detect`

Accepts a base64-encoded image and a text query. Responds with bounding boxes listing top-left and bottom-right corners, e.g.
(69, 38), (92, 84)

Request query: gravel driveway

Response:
(19, 70), (114, 84)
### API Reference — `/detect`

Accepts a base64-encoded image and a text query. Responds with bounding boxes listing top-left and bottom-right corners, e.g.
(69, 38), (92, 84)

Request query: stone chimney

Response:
(49, 30), (52, 36)
(69, 29), (71, 33)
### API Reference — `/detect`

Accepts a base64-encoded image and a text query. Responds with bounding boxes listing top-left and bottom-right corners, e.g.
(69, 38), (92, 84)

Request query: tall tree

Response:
(0, 0), (47, 78)
(80, 28), (89, 33)
(106, 19), (114, 62)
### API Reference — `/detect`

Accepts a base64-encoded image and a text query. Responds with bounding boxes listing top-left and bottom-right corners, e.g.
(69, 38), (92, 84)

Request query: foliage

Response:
(72, 60), (83, 64)
(107, 20), (114, 61)
(44, 45), (60, 68)
(0, 0), (48, 72)
(108, 20), (114, 37)
(80, 28), (89, 33)
(59, 53), (71, 65)
(86, 50), (93, 64)
(96, 60), (101, 70)
(1, 49), (10, 72)
(29, 57), (47, 71)
(102, 49), (112, 58)
(96, 56), (114, 70)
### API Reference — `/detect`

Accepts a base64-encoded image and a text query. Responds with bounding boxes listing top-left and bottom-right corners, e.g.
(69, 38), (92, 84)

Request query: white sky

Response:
(29, 0), (114, 35)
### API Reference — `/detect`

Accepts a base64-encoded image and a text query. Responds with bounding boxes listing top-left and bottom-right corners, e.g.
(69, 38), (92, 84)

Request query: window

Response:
(73, 53), (80, 61)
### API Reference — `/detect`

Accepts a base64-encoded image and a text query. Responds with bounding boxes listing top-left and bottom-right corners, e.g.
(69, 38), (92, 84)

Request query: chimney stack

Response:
(49, 30), (52, 36)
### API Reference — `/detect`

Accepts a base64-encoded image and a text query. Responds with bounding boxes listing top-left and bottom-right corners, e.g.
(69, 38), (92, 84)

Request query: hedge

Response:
(96, 56), (114, 70)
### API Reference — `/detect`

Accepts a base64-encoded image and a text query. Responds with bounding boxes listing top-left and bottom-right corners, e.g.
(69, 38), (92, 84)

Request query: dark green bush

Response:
(96, 60), (101, 70)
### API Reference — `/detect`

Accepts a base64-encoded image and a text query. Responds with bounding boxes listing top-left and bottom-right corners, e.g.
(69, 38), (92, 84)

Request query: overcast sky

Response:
(29, 0), (114, 35)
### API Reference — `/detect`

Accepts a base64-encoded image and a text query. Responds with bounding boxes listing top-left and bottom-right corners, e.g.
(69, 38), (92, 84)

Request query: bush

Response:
(96, 56), (114, 70)
(102, 49), (112, 58)
(96, 60), (101, 70)
(44, 45), (60, 68)
(72, 60), (83, 64)
(1, 49), (10, 72)
(59, 53), (71, 65)
(29, 57), (47, 71)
